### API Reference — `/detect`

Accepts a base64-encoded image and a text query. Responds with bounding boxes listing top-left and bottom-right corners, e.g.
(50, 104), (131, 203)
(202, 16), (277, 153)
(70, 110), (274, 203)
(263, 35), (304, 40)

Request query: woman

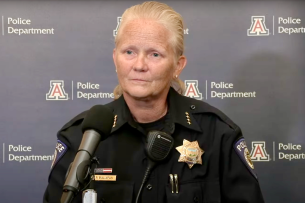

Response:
(44, 1), (265, 203)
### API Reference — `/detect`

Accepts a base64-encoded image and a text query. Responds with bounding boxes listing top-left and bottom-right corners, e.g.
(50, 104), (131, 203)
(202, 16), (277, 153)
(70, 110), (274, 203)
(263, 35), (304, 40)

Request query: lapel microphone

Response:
(146, 130), (174, 162)
(135, 130), (174, 203)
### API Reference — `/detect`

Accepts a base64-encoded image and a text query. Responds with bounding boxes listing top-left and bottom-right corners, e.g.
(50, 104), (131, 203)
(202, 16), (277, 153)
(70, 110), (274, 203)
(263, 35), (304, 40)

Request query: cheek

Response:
(116, 57), (131, 75)
(117, 69), (128, 82)
(157, 63), (175, 78)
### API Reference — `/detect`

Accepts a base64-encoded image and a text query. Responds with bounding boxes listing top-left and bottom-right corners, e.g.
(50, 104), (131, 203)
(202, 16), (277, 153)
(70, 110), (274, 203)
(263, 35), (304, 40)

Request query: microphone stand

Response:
(82, 157), (99, 203)
(61, 157), (99, 203)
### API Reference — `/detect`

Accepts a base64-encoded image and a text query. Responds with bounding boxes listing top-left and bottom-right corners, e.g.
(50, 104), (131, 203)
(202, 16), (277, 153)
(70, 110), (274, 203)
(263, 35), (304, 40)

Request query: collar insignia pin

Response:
(112, 115), (118, 128)
(185, 112), (191, 125)
(176, 139), (204, 169)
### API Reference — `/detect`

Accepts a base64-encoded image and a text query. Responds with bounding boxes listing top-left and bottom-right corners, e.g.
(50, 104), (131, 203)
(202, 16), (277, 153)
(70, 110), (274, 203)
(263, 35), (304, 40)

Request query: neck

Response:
(123, 90), (169, 123)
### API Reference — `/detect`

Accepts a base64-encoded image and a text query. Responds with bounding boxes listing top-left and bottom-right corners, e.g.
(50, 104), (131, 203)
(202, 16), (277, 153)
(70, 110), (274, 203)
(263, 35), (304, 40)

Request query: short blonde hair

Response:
(113, 1), (185, 99)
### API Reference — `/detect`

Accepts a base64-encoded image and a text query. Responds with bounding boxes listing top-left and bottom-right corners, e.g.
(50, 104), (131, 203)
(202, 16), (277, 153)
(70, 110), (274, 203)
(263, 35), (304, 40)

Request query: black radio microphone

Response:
(146, 131), (174, 162)
(135, 130), (174, 203)
(61, 105), (114, 203)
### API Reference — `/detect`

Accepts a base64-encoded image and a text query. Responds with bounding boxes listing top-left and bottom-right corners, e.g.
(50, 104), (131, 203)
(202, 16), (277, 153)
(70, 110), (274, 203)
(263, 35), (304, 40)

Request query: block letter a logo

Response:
(46, 80), (68, 100)
(247, 16), (269, 36)
(250, 141), (270, 161)
(184, 80), (203, 100)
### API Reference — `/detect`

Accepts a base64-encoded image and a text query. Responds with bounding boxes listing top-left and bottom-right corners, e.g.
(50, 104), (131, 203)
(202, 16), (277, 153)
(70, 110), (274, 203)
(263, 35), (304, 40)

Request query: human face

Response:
(113, 19), (178, 100)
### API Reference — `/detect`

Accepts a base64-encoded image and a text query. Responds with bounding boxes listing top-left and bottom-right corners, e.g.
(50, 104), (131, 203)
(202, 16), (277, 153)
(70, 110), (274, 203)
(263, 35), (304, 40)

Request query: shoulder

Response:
(59, 100), (118, 132)
(59, 111), (87, 132)
(178, 94), (240, 133)
(57, 100), (119, 145)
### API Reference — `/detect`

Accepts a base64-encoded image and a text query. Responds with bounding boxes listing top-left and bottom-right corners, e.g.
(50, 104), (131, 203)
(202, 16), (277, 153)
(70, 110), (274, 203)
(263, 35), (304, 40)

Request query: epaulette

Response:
(59, 110), (88, 132)
(57, 98), (119, 133)
(182, 96), (240, 132)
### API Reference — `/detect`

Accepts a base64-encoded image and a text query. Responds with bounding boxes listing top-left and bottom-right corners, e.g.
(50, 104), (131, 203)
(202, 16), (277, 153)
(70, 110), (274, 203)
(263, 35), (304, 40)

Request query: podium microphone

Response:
(61, 105), (114, 203)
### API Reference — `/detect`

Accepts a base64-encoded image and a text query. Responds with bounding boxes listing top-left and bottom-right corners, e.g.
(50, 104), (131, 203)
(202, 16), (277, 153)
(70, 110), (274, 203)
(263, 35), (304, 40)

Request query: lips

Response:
(130, 78), (149, 82)
(129, 79), (151, 85)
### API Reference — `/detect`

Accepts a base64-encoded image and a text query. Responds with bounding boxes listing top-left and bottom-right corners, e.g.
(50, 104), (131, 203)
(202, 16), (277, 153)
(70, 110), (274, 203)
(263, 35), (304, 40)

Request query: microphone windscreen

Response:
(81, 105), (114, 139)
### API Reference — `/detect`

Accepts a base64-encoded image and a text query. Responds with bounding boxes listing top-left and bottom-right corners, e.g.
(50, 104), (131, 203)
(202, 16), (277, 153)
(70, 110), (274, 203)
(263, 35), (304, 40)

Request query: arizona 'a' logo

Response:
(247, 16), (269, 36)
(46, 80), (68, 100)
(250, 141), (270, 161)
(113, 17), (122, 37)
(184, 80), (203, 100)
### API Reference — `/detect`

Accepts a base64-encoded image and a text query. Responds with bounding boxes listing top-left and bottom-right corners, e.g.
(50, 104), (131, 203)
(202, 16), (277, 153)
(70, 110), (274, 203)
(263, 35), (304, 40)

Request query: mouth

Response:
(130, 79), (149, 82)
(129, 79), (150, 85)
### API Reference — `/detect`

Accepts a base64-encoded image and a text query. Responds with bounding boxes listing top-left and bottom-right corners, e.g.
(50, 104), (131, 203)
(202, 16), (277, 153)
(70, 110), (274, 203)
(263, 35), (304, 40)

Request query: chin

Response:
(124, 87), (153, 99)
(129, 90), (152, 99)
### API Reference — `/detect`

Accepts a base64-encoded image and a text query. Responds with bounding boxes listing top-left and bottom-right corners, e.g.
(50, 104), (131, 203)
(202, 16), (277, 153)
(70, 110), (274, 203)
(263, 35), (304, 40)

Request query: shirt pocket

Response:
(94, 181), (134, 203)
(166, 180), (220, 203)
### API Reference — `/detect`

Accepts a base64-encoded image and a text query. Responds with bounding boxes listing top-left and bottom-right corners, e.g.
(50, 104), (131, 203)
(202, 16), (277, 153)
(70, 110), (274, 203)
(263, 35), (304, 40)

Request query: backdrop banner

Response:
(0, 1), (304, 202)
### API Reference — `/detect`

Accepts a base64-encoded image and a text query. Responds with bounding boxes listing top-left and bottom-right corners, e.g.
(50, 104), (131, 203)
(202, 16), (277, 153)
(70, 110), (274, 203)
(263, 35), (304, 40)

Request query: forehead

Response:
(117, 19), (172, 50)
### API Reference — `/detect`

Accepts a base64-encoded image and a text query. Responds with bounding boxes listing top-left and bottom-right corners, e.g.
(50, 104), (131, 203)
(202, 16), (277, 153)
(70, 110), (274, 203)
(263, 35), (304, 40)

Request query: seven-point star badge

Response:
(176, 139), (204, 169)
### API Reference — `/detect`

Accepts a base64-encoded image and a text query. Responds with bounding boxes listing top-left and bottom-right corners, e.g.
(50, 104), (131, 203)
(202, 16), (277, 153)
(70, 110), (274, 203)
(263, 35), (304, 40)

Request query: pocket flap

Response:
(94, 181), (134, 203)
(166, 181), (202, 203)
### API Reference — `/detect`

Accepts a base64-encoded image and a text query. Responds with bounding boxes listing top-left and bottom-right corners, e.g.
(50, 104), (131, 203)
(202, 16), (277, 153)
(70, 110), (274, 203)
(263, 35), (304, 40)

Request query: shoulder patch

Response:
(234, 138), (257, 179)
(50, 140), (68, 170)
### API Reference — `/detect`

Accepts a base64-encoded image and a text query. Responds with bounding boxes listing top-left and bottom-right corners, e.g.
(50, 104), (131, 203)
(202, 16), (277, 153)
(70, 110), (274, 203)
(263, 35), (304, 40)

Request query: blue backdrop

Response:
(0, 1), (304, 202)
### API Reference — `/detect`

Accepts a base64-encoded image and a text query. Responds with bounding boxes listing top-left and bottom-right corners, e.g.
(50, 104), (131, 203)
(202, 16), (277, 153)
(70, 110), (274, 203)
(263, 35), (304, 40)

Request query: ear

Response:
(113, 48), (117, 68)
(173, 55), (187, 78)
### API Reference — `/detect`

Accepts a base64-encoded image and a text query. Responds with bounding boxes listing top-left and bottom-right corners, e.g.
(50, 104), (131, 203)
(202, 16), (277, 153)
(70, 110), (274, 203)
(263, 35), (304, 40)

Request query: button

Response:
(169, 124), (175, 133)
(190, 105), (196, 110)
(146, 184), (153, 190)
(193, 196), (198, 202)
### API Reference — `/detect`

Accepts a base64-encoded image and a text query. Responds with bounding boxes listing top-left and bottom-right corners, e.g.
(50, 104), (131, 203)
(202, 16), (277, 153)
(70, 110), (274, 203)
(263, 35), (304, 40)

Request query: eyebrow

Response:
(120, 45), (167, 53)
(120, 45), (137, 50)
(147, 47), (166, 54)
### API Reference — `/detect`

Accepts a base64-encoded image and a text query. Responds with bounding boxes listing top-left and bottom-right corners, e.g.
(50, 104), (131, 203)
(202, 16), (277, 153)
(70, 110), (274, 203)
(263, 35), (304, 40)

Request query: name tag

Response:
(94, 175), (117, 181)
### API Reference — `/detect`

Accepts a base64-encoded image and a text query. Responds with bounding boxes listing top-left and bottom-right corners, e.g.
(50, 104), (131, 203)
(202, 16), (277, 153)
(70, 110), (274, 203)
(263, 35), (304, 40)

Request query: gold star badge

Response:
(176, 139), (204, 169)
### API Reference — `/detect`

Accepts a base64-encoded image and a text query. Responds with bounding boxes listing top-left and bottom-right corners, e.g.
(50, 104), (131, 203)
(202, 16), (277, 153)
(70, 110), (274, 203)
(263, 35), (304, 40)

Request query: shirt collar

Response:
(109, 95), (136, 133)
(110, 87), (203, 134)
(167, 87), (202, 133)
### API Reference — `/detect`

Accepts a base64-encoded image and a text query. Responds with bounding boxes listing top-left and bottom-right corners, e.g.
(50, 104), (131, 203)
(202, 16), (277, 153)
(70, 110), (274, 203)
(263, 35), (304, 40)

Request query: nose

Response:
(133, 53), (148, 72)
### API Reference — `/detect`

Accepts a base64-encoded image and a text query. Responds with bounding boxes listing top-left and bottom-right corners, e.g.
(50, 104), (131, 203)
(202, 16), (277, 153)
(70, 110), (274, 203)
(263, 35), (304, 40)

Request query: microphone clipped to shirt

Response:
(135, 130), (174, 203)
(61, 105), (114, 203)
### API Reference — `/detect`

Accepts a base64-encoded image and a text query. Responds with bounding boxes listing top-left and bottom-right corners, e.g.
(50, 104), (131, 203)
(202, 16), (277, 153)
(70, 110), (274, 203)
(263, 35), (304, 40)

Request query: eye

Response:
(153, 53), (159, 57)
(126, 50), (133, 55)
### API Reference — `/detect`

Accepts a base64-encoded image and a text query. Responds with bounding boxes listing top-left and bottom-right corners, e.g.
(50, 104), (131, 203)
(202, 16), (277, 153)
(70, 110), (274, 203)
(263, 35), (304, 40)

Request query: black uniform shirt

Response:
(44, 87), (265, 203)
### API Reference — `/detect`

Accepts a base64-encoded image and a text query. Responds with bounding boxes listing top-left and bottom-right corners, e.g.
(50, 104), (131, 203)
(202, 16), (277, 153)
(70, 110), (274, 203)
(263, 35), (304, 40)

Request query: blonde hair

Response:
(113, 1), (185, 99)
